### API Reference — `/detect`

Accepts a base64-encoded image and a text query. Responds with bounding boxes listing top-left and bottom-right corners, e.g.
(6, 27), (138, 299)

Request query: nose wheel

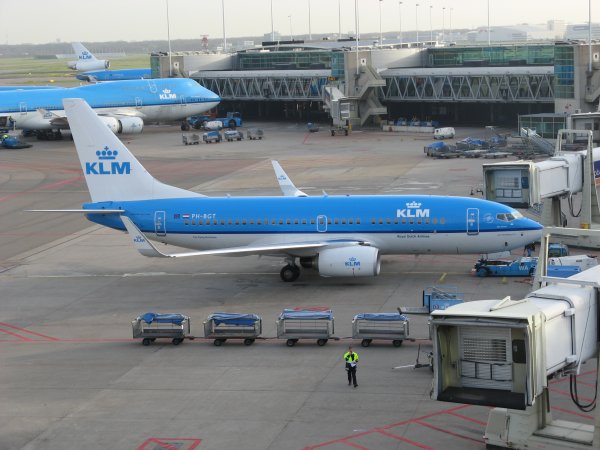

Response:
(280, 264), (300, 282)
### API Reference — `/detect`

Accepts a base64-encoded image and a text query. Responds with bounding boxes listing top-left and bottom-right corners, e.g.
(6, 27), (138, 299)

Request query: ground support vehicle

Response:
(202, 131), (222, 143)
(203, 312), (262, 346)
(330, 125), (350, 136)
(187, 112), (242, 130)
(182, 133), (200, 145)
(132, 312), (191, 346)
(352, 313), (409, 347)
(548, 243), (569, 257)
(307, 122), (320, 132)
(246, 128), (264, 140)
(1, 135), (32, 149)
(224, 130), (244, 141)
(474, 257), (538, 277)
(276, 309), (334, 346)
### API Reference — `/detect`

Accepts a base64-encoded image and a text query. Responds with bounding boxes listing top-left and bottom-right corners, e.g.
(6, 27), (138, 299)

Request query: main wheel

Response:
(214, 339), (224, 346)
(244, 338), (255, 346)
(142, 338), (151, 346)
(317, 339), (328, 346)
(280, 264), (300, 282)
(361, 339), (372, 347)
(477, 267), (491, 277)
(286, 339), (297, 347)
(392, 340), (403, 347)
(172, 338), (182, 345)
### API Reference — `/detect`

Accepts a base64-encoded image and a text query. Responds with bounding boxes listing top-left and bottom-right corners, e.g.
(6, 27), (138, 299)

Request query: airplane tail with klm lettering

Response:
(63, 98), (203, 203)
(72, 42), (98, 61)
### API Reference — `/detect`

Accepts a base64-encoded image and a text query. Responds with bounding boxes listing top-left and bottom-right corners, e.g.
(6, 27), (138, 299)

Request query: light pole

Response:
(442, 6), (445, 42)
(308, 0), (312, 41)
(221, 0), (227, 53)
(166, 0), (172, 76)
(338, 0), (342, 38)
(379, 0), (383, 45)
(355, 0), (359, 75)
(270, 0), (274, 41)
(288, 15), (293, 41)
(487, 0), (491, 46)
(449, 7), (453, 42)
(415, 3), (419, 44)
(398, 2), (403, 45)
(589, 0), (592, 73)
(429, 4), (433, 43)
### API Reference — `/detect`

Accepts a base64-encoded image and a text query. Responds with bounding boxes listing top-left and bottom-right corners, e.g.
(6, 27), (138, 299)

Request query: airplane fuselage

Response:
(0, 78), (220, 130)
(85, 195), (542, 256)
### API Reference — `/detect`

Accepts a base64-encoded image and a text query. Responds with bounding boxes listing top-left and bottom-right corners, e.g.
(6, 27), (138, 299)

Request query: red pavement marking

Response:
(376, 429), (436, 449)
(552, 406), (595, 421)
(0, 322), (59, 341)
(0, 327), (34, 341)
(0, 175), (83, 203)
(414, 420), (484, 445)
(136, 437), (201, 450)
(447, 411), (488, 426)
(549, 387), (594, 404)
(339, 440), (371, 449)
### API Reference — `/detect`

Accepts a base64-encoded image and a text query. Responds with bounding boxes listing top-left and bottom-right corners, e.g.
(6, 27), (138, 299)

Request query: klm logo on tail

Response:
(79, 51), (93, 60)
(85, 147), (131, 175)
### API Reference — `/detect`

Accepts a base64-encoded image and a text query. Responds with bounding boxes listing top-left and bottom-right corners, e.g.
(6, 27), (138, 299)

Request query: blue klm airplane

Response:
(68, 43), (150, 82)
(42, 99), (543, 282)
(0, 78), (220, 134)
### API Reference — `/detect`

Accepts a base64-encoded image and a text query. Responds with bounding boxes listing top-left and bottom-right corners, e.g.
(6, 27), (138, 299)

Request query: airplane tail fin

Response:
(63, 98), (203, 203)
(72, 42), (98, 61)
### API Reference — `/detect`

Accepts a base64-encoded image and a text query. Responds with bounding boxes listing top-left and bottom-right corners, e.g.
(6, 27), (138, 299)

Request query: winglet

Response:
(120, 216), (168, 258)
(271, 161), (308, 197)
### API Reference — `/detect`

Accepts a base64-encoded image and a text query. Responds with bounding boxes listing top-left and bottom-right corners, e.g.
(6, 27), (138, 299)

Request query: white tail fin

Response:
(63, 98), (203, 202)
(271, 160), (308, 197)
(72, 42), (98, 61)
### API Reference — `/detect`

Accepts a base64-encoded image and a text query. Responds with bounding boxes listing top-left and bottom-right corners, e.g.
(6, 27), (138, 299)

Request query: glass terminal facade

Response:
(518, 113), (567, 138)
(427, 44), (555, 67)
(237, 50), (335, 71)
(554, 45), (575, 99)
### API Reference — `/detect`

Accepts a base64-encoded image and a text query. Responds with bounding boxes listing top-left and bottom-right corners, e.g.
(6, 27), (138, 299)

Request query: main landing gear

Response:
(280, 264), (300, 282)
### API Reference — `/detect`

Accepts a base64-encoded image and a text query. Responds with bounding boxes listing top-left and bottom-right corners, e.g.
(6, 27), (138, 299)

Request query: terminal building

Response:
(151, 40), (600, 133)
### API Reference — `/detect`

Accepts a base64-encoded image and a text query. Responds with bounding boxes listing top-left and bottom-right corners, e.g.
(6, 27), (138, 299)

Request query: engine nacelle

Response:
(116, 117), (144, 134)
(313, 246), (381, 278)
(98, 116), (120, 134)
(69, 59), (110, 71)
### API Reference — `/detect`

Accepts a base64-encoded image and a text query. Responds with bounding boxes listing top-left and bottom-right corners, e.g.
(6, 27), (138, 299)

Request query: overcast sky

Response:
(4, 0), (599, 45)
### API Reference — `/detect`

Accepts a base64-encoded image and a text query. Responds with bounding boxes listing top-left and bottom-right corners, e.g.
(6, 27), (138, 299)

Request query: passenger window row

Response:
(181, 217), (446, 226)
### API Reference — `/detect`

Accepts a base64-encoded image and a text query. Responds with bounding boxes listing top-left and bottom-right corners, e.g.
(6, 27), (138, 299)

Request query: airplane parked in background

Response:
(35, 98), (543, 282)
(76, 68), (152, 82)
(0, 78), (220, 135)
(67, 42), (109, 71)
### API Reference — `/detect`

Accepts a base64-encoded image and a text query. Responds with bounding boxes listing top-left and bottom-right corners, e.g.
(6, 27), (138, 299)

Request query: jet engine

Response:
(98, 116), (120, 134)
(301, 246), (381, 278)
(116, 117), (144, 134)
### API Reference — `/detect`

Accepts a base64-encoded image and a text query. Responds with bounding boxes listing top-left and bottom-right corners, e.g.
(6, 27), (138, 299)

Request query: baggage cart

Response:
(246, 128), (264, 140)
(203, 312), (262, 346)
(352, 313), (409, 347)
(276, 309), (334, 346)
(182, 133), (200, 145)
(132, 312), (191, 346)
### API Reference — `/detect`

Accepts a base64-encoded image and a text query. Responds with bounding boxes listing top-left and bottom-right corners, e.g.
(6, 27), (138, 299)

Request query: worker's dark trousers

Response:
(347, 367), (357, 386)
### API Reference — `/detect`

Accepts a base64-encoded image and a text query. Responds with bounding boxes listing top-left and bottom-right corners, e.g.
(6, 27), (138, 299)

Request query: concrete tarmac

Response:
(0, 123), (596, 450)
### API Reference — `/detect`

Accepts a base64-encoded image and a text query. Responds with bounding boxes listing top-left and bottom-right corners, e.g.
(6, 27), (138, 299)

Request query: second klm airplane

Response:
(0, 78), (220, 134)
(50, 99), (543, 282)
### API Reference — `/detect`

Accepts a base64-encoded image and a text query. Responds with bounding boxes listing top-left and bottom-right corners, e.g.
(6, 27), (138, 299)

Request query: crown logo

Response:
(406, 201), (421, 209)
(96, 146), (118, 160)
(162, 89), (171, 94)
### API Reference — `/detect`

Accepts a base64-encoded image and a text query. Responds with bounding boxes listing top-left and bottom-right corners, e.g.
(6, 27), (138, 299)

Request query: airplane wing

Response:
(271, 160), (308, 197)
(121, 216), (366, 258)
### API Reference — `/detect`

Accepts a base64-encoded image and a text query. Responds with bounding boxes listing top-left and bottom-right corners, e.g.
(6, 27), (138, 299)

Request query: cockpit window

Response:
(497, 211), (523, 222)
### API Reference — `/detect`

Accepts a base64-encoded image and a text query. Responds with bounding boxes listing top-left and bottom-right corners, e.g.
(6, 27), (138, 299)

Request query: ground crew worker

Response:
(343, 345), (359, 387)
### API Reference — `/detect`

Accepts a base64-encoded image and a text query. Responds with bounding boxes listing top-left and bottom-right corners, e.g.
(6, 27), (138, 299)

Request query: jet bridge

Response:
(431, 259), (600, 449)
(482, 130), (600, 248)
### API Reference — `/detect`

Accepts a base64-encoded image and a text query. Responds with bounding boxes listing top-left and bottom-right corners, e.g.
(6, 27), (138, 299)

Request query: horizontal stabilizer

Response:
(27, 209), (124, 214)
(272, 161), (308, 197)
(120, 216), (336, 259)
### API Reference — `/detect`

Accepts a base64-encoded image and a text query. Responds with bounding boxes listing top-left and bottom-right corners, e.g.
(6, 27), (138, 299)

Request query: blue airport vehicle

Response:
(187, 112), (242, 130)
(474, 257), (538, 277)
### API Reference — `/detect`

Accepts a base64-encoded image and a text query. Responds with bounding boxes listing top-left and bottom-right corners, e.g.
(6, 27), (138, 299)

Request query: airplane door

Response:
(135, 97), (142, 109)
(19, 102), (27, 114)
(155, 211), (166, 237)
(467, 208), (479, 235)
(317, 215), (327, 233)
(147, 79), (157, 94)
